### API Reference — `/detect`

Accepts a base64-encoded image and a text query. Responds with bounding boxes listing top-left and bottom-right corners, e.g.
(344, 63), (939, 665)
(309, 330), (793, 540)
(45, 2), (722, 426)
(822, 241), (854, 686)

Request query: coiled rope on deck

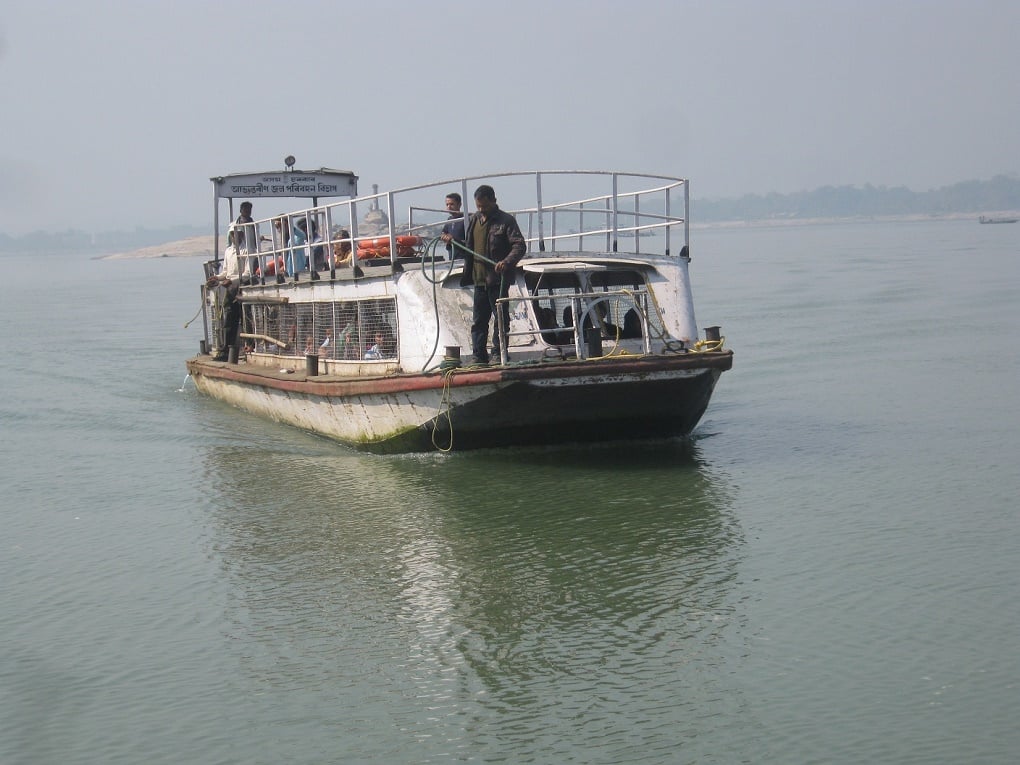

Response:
(691, 337), (726, 353)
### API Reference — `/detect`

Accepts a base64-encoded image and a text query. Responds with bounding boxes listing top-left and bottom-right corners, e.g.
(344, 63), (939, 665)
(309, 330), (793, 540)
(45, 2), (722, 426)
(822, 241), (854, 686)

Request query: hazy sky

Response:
(1, 0), (1017, 235)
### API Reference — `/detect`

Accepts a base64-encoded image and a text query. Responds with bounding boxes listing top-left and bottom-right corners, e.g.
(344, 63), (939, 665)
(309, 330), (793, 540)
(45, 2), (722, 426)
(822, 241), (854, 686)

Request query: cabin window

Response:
(243, 297), (398, 360)
(524, 268), (655, 343)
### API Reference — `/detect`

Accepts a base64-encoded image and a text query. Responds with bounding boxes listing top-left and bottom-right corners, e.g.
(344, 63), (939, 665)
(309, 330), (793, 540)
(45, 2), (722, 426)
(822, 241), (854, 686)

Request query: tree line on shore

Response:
(3, 175), (1018, 253)
(695, 174), (1020, 222)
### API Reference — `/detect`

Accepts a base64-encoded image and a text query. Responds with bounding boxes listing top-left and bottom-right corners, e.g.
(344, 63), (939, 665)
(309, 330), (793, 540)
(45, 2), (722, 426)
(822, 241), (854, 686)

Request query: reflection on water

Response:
(199, 435), (743, 758)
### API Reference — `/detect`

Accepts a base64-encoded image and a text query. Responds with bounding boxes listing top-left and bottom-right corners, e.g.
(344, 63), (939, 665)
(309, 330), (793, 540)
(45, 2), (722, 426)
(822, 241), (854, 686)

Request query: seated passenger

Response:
(311, 235), (327, 271)
(535, 305), (558, 343)
(319, 328), (334, 358)
(335, 303), (359, 359)
(378, 322), (396, 356)
(622, 308), (642, 338)
(594, 301), (621, 338)
(363, 331), (387, 359)
(556, 306), (575, 345)
(331, 229), (354, 268)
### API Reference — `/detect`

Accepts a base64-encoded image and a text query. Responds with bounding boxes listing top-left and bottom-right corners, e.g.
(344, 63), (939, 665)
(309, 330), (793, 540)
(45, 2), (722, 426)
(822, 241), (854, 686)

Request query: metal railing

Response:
(494, 288), (657, 365)
(214, 171), (690, 282)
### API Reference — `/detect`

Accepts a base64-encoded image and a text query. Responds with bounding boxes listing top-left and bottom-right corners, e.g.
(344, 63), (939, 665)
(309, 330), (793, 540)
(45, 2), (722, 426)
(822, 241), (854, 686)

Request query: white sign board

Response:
(213, 171), (358, 199)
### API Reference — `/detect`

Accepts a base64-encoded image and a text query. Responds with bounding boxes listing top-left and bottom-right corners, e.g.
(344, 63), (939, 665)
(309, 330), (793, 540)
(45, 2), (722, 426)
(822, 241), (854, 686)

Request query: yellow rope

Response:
(430, 371), (456, 452)
(691, 337), (726, 352)
(183, 297), (207, 329)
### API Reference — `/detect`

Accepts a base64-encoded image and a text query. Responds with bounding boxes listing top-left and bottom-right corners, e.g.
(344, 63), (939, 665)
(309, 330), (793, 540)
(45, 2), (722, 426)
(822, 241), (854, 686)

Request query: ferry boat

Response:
(185, 166), (733, 452)
(978, 215), (1018, 224)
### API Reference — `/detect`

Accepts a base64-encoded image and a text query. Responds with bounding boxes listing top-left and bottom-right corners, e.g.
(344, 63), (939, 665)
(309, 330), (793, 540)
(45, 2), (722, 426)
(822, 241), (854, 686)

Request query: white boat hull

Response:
(187, 352), (732, 452)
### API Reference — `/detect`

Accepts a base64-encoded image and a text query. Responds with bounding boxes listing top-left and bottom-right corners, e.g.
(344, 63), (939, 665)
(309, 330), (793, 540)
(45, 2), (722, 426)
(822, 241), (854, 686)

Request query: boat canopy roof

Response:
(211, 168), (358, 200)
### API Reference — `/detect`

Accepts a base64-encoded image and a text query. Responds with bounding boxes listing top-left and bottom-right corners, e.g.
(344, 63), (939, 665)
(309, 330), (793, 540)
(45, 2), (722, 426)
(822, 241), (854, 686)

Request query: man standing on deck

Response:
(460, 185), (527, 365)
(207, 223), (248, 361)
(439, 192), (465, 259)
(234, 201), (259, 255)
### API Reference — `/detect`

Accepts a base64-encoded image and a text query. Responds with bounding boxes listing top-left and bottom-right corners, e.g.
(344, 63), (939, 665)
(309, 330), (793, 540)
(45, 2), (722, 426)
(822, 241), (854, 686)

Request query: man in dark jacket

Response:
(459, 185), (527, 364)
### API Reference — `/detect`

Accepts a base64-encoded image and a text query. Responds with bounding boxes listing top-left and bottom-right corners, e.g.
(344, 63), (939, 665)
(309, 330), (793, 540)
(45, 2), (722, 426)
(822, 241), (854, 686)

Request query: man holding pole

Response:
(459, 185), (527, 365)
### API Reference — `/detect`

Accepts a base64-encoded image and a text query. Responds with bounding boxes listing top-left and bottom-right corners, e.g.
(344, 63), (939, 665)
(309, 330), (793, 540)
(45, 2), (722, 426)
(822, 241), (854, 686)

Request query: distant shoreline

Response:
(100, 235), (214, 260)
(689, 210), (1019, 230)
(98, 210), (1018, 260)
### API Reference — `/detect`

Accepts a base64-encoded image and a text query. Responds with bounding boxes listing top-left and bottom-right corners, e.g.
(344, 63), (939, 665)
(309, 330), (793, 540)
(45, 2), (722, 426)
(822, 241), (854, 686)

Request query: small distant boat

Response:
(979, 215), (1018, 224)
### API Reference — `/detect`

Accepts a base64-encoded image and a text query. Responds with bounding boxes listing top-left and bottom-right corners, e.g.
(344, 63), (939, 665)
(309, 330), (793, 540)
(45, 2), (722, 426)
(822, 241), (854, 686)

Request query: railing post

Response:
(200, 284), (210, 354)
(350, 200), (360, 278)
(572, 296), (583, 359)
(212, 183), (221, 270)
(611, 173), (619, 253)
(642, 293), (652, 354)
(386, 191), (397, 267)
(684, 180), (690, 258)
(664, 186), (671, 256)
(495, 298), (509, 366)
(634, 193), (641, 255)
(535, 173), (545, 252)
(578, 200), (584, 251)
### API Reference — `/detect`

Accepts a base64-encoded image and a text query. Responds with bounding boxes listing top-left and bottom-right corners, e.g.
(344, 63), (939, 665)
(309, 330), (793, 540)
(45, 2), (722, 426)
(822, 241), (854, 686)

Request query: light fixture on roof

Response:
(284, 155), (296, 170)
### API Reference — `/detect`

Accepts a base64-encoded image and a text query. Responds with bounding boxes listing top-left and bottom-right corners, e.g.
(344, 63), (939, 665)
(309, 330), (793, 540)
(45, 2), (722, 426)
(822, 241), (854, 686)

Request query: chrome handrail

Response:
(225, 171), (690, 282)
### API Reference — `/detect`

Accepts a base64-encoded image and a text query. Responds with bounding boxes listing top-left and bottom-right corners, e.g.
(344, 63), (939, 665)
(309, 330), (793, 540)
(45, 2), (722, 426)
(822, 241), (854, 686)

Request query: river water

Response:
(2, 219), (1018, 764)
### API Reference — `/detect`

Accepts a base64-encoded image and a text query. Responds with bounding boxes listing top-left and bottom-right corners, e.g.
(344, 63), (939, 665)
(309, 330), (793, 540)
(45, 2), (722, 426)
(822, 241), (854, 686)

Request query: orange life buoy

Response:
(357, 247), (389, 260)
(358, 235), (421, 251)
